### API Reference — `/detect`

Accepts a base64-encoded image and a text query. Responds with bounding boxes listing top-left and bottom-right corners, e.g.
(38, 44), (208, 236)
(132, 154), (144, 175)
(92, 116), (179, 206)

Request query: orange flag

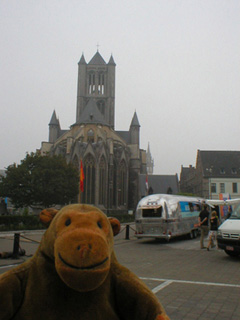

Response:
(80, 160), (84, 192)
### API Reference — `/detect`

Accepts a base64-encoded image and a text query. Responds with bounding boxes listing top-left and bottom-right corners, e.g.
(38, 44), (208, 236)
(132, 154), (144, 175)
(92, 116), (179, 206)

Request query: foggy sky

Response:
(1, 0), (240, 176)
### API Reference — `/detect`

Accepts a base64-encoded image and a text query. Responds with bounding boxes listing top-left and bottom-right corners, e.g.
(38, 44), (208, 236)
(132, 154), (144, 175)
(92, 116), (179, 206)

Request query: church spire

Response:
(146, 142), (154, 175)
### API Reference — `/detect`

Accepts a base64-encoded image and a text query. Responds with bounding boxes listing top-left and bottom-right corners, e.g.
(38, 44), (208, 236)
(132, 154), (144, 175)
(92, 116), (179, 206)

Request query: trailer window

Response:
(142, 207), (162, 218)
(180, 202), (200, 213)
(230, 203), (240, 219)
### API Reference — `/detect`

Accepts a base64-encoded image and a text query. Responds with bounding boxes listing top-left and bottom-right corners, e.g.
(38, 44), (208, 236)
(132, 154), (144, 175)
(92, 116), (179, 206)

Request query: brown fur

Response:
(0, 204), (169, 320)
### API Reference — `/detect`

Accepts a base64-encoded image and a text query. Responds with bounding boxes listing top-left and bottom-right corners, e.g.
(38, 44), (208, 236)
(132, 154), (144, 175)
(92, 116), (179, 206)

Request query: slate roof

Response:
(139, 174), (179, 197)
(116, 131), (131, 144)
(88, 51), (106, 65)
(199, 150), (240, 178)
(77, 99), (108, 126)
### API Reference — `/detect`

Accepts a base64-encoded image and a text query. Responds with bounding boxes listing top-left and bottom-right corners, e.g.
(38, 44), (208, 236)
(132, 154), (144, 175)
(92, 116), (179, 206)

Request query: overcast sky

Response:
(0, 0), (240, 176)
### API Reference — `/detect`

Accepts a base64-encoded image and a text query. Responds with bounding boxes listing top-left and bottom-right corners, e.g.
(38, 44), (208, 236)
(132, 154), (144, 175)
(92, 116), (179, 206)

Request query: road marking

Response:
(151, 280), (173, 293)
(0, 263), (22, 270)
(140, 277), (240, 293)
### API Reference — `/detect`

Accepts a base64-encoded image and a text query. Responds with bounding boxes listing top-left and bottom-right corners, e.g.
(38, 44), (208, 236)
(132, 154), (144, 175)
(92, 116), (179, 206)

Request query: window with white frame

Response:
(211, 183), (217, 193)
(233, 183), (238, 193)
(220, 183), (225, 193)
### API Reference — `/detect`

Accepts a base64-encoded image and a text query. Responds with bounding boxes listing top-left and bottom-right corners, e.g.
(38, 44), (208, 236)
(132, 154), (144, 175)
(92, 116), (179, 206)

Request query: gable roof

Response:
(116, 131), (131, 144)
(139, 174), (179, 197)
(88, 51), (106, 65)
(199, 150), (240, 178)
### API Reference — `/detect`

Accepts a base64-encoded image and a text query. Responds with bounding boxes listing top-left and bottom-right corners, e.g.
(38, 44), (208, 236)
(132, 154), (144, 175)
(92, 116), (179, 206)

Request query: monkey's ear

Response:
(108, 217), (121, 236)
(40, 208), (58, 227)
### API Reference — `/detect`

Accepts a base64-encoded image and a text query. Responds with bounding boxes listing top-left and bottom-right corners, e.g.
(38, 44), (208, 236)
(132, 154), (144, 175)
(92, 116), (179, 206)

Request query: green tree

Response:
(0, 153), (79, 208)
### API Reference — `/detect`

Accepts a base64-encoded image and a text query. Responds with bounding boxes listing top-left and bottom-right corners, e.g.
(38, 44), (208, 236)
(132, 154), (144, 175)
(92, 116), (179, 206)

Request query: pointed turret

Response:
(130, 111), (140, 145)
(78, 53), (87, 65)
(108, 54), (116, 66)
(49, 110), (60, 143)
(49, 110), (58, 126)
(130, 111), (140, 127)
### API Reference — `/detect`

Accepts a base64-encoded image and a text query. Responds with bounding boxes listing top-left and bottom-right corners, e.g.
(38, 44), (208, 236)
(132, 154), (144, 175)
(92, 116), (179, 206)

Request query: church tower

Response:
(76, 51), (116, 128)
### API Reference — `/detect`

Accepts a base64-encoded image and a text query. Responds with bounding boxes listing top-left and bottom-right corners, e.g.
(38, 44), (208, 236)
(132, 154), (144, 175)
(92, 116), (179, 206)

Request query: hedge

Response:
(0, 215), (45, 231)
(0, 210), (135, 231)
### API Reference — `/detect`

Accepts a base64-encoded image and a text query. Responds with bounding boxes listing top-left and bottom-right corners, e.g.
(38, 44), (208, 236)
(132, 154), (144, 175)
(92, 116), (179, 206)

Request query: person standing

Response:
(198, 203), (209, 249)
(207, 211), (219, 251)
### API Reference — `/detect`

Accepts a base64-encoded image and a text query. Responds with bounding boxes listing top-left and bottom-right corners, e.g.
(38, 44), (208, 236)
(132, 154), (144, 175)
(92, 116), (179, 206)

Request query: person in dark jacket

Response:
(207, 211), (220, 251)
(198, 204), (209, 249)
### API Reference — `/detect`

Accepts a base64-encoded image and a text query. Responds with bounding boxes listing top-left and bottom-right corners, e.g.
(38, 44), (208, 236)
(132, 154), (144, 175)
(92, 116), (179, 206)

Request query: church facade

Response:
(41, 51), (151, 213)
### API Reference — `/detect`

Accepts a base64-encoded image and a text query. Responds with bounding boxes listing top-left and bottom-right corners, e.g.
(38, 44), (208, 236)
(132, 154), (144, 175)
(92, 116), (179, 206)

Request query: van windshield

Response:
(229, 203), (240, 219)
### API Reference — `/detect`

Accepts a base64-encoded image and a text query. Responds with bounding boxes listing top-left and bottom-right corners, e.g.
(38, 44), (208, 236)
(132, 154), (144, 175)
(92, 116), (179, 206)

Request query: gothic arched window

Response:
(88, 72), (95, 94)
(87, 129), (94, 143)
(118, 160), (127, 206)
(83, 154), (96, 205)
(99, 156), (106, 206)
(98, 72), (104, 95)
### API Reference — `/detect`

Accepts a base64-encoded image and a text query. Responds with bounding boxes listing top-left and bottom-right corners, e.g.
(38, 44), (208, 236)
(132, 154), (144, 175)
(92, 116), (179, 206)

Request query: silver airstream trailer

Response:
(135, 194), (204, 240)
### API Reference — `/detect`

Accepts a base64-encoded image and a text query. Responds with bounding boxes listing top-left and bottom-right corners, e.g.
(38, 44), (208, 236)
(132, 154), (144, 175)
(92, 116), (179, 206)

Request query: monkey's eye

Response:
(65, 218), (71, 226)
(97, 221), (102, 229)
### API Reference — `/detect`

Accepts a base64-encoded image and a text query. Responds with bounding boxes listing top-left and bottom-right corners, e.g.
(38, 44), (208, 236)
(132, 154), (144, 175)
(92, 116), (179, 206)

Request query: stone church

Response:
(41, 51), (153, 213)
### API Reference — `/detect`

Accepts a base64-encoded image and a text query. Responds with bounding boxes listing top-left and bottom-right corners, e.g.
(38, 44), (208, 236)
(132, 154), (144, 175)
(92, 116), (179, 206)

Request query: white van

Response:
(217, 203), (240, 257)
